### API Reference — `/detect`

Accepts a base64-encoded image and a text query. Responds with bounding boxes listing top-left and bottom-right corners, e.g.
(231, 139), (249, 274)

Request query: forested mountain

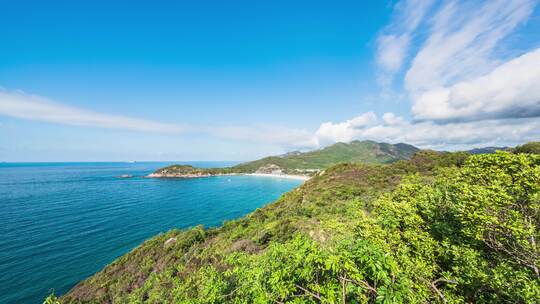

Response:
(151, 141), (420, 177)
(232, 140), (419, 172)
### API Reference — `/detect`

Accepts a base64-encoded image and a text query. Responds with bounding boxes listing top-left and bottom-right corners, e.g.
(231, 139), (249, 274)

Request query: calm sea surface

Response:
(0, 162), (302, 304)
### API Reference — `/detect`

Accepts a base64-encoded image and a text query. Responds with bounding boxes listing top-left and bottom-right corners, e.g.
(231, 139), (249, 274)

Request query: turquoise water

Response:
(0, 162), (302, 304)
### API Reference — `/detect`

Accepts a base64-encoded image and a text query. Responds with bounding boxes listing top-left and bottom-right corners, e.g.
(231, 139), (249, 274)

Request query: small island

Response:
(147, 164), (312, 180)
(147, 165), (236, 178)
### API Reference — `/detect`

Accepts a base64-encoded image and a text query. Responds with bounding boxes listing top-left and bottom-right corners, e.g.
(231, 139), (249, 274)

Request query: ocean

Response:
(0, 162), (302, 304)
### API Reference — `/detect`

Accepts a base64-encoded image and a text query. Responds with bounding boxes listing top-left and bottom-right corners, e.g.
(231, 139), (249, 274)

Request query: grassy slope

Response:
(59, 151), (469, 303)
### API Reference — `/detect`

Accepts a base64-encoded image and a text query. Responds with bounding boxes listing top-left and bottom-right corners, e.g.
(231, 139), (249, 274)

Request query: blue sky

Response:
(1, 0), (540, 161)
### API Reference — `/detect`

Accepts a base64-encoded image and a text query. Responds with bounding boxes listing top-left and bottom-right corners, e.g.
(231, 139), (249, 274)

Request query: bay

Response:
(0, 162), (302, 304)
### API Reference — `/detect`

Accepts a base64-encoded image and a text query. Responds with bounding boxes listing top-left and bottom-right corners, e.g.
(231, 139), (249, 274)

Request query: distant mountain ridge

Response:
(151, 140), (420, 177)
(467, 146), (510, 154)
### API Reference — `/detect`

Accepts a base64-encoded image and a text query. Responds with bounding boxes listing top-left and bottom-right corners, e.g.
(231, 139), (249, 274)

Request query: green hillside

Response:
(48, 148), (540, 303)
(153, 141), (419, 176)
(232, 141), (419, 173)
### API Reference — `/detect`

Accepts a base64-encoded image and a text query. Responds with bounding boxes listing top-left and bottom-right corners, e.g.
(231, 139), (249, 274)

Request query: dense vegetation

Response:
(46, 148), (540, 303)
(154, 141), (419, 176)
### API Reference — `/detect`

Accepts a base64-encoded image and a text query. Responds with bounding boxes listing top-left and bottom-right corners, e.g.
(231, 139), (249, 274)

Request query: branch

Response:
(341, 276), (346, 304)
(295, 284), (322, 301)
(430, 282), (447, 304)
(432, 278), (458, 285)
(220, 286), (240, 298)
(429, 278), (457, 303)
(340, 276), (377, 296)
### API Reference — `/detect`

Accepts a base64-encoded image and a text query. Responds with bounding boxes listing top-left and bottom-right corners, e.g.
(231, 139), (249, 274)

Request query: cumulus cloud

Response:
(0, 90), (187, 133)
(412, 48), (540, 121)
(382, 112), (406, 126)
(313, 112), (540, 150)
(315, 112), (376, 145)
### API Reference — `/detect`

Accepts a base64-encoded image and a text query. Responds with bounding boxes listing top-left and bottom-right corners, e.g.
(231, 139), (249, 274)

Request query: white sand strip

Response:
(243, 173), (310, 181)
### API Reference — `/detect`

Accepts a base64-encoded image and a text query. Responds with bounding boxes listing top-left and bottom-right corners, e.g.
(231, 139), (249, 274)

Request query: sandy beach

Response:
(243, 173), (310, 181)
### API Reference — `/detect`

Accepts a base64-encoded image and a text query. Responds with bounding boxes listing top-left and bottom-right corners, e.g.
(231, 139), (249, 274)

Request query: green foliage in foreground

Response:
(49, 152), (539, 303)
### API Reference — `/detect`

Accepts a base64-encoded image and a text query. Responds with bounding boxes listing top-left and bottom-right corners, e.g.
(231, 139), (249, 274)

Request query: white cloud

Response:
(404, 0), (538, 123)
(377, 34), (410, 76)
(376, 0), (434, 86)
(314, 112), (540, 150)
(315, 112), (376, 145)
(3, 0), (539, 154)
(0, 90), (187, 133)
(412, 48), (540, 121)
(353, 0), (540, 150)
(382, 112), (405, 125)
(406, 0), (535, 94)
(0, 89), (319, 151)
